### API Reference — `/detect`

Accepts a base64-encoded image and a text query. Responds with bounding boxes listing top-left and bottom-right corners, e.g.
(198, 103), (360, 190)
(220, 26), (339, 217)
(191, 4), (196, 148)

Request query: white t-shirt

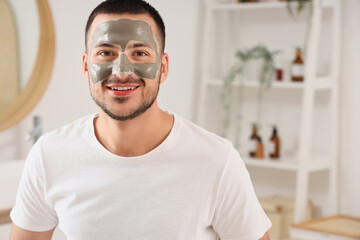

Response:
(11, 113), (271, 240)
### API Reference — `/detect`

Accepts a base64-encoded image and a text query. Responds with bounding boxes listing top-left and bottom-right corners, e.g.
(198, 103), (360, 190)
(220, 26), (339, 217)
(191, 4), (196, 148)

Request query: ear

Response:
(159, 53), (169, 84)
(82, 51), (90, 81)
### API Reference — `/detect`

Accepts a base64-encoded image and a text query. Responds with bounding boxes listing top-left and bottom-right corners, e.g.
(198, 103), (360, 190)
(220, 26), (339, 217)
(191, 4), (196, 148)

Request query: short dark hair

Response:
(85, 0), (166, 52)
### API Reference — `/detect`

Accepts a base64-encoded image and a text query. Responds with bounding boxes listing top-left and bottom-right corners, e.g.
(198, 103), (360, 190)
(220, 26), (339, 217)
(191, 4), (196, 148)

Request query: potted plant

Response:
(221, 44), (279, 147)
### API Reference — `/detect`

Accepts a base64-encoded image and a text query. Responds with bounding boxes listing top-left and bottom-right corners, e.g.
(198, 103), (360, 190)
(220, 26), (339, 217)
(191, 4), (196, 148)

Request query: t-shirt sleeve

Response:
(212, 146), (272, 240)
(10, 139), (58, 231)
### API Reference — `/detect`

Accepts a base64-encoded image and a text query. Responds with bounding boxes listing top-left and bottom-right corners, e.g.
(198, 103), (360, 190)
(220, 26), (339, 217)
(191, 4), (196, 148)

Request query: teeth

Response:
(110, 86), (137, 91)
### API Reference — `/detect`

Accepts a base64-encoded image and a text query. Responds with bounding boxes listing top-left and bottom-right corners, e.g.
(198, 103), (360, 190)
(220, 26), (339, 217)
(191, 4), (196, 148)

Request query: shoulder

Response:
(39, 114), (95, 143)
(32, 114), (96, 155)
(175, 114), (233, 150)
(25, 114), (97, 168)
(173, 114), (237, 168)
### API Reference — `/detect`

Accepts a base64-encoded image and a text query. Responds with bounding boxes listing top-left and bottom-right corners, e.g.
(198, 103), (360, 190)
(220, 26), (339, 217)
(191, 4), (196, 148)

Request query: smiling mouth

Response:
(106, 85), (140, 97)
(108, 86), (139, 91)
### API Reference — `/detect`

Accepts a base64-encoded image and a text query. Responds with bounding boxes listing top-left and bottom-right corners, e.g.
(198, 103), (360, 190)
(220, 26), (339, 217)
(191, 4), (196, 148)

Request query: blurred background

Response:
(0, 0), (359, 239)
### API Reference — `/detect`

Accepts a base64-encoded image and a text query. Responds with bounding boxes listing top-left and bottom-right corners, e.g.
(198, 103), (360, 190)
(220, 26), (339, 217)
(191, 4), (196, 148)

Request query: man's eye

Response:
(98, 51), (114, 56)
(133, 51), (148, 57)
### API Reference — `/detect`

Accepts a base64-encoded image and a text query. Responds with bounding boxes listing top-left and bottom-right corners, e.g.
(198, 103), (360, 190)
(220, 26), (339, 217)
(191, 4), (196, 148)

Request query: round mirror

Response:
(0, 0), (55, 131)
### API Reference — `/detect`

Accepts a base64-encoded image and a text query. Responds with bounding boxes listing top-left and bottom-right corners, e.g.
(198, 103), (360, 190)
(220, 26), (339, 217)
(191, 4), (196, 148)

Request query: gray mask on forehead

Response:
(88, 19), (160, 84)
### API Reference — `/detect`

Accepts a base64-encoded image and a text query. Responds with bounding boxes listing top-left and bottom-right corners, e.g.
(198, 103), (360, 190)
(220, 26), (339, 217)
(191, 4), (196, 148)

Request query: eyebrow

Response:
(128, 42), (153, 49)
(93, 42), (118, 48)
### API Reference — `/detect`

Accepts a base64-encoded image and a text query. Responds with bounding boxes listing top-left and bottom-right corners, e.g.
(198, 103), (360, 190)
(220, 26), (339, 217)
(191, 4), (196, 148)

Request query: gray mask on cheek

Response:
(88, 19), (161, 84)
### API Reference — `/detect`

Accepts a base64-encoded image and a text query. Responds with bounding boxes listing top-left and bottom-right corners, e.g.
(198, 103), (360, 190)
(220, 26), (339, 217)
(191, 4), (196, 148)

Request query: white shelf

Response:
(243, 153), (330, 172)
(209, 78), (304, 89)
(244, 157), (299, 171)
(209, 78), (304, 88)
(211, 0), (335, 11)
(208, 77), (333, 90)
(211, 1), (288, 11)
(196, 0), (341, 223)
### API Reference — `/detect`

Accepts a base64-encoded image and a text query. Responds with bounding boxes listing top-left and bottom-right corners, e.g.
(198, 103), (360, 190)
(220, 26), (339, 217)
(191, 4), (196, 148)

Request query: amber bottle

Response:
(249, 124), (259, 158)
(255, 137), (264, 159)
(291, 48), (304, 82)
(269, 126), (280, 159)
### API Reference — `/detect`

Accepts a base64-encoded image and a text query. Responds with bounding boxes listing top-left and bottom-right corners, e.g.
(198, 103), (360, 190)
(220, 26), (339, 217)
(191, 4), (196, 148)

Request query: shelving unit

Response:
(210, 0), (336, 10)
(243, 154), (330, 172)
(194, 0), (341, 224)
(208, 78), (333, 90)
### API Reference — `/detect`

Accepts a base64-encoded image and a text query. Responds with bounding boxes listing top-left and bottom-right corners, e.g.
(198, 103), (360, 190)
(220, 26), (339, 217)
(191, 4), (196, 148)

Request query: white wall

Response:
(339, 0), (360, 217)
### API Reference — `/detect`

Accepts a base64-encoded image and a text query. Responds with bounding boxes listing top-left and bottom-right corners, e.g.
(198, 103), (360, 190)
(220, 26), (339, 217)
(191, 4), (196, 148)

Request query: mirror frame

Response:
(0, 0), (55, 131)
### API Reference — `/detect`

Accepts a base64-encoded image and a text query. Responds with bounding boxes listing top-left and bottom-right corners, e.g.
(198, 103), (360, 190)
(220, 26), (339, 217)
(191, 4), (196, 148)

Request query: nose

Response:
(112, 53), (134, 76)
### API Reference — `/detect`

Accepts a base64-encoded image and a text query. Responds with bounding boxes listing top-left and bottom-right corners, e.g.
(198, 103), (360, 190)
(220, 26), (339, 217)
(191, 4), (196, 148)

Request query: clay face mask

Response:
(88, 19), (160, 84)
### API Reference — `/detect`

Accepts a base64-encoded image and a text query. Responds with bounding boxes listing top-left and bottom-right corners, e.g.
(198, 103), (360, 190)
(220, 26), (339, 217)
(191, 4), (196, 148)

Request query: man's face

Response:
(83, 13), (168, 121)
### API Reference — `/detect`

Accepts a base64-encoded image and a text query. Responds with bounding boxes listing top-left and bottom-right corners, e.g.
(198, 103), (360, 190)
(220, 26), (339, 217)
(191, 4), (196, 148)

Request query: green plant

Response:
(286, 0), (315, 56)
(286, 0), (312, 19)
(221, 44), (279, 147)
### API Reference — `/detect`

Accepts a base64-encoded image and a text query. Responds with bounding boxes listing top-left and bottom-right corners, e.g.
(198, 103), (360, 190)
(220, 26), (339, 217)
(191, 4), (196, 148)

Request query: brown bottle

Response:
(255, 137), (264, 159)
(269, 126), (280, 159)
(249, 124), (259, 158)
(291, 48), (304, 82)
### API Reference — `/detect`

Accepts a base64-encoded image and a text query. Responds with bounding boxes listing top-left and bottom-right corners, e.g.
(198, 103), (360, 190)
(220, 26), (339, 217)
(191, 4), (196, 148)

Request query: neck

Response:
(94, 101), (174, 157)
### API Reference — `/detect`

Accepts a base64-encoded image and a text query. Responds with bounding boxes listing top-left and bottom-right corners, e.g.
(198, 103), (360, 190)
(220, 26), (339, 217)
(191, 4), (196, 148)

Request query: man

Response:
(10, 0), (271, 239)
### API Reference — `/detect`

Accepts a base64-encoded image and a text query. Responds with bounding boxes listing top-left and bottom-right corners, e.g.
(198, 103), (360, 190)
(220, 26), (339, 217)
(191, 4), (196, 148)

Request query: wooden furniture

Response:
(0, 0), (19, 113)
(0, 0), (55, 131)
(291, 215), (360, 240)
(259, 195), (312, 238)
(0, 208), (11, 225)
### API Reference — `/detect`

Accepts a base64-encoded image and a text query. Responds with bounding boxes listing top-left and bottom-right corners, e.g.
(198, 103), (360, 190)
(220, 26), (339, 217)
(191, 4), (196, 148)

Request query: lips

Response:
(109, 86), (137, 91)
(106, 84), (140, 97)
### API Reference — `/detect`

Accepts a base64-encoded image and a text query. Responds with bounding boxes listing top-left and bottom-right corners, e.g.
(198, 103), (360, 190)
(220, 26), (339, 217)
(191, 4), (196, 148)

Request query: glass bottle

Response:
(276, 62), (283, 81)
(291, 47), (304, 82)
(255, 137), (264, 159)
(269, 126), (280, 159)
(249, 124), (259, 158)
